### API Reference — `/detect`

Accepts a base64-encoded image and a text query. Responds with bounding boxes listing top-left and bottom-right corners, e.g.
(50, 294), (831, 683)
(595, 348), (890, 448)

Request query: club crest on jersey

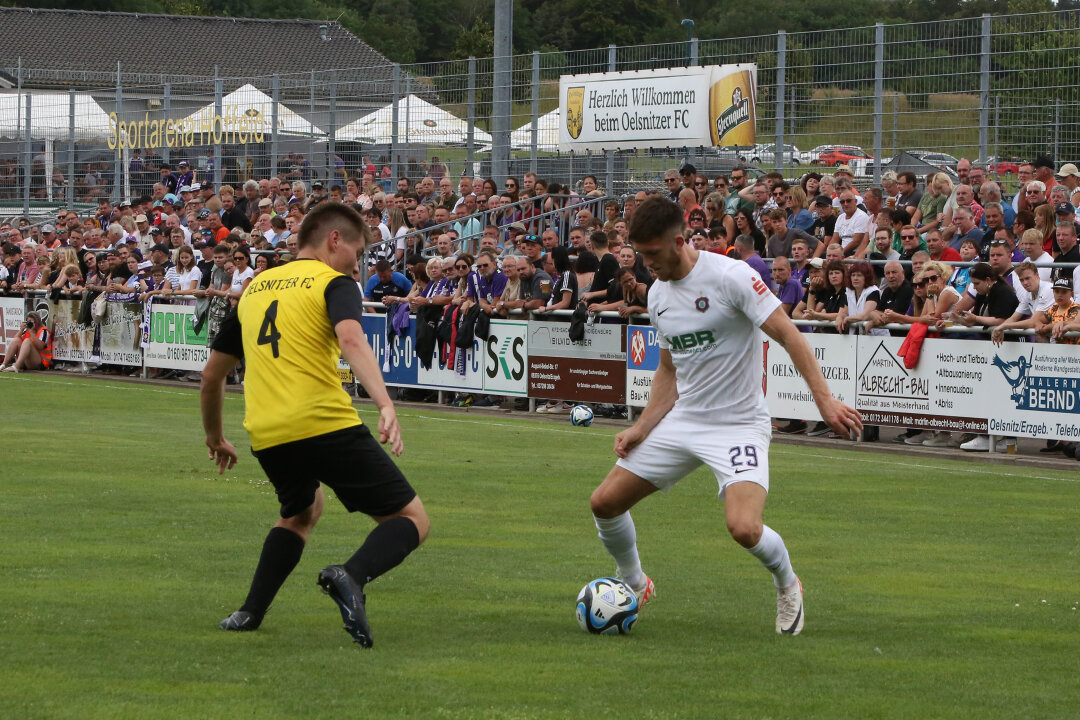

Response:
(695, 296), (710, 313)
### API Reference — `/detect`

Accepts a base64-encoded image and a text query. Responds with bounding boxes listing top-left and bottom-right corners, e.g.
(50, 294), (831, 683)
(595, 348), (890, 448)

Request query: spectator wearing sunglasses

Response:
(664, 169), (681, 202)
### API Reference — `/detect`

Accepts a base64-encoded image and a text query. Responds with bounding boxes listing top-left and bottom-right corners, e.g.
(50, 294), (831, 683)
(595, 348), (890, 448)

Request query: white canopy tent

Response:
(510, 108), (559, 152)
(337, 94), (492, 146)
(179, 83), (325, 138)
(0, 91), (116, 201)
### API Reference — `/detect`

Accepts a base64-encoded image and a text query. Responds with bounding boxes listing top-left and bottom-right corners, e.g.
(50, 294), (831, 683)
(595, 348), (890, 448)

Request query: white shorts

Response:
(616, 414), (770, 499)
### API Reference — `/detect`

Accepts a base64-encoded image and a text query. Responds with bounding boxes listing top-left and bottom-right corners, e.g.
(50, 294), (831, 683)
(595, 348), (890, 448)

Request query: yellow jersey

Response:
(216, 258), (366, 451)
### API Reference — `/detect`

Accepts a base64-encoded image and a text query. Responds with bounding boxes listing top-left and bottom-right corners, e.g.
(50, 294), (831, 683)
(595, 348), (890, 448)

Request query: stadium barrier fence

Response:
(5, 293), (1080, 448)
(4, 9), (1080, 218)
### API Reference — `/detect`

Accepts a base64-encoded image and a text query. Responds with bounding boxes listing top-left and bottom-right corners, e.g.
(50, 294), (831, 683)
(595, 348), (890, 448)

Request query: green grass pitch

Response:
(2, 374), (1077, 719)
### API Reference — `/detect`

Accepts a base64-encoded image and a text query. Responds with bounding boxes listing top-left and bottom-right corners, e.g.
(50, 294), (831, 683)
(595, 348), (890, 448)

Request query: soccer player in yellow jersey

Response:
(201, 202), (428, 648)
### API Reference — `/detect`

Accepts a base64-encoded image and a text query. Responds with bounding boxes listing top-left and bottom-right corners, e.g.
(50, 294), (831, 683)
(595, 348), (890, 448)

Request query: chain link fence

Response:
(2, 10), (1078, 216)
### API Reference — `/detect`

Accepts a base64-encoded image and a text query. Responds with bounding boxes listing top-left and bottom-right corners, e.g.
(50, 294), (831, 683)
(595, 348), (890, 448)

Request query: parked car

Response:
(909, 151), (959, 171)
(816, 146), (873, 167)
(979, 156), (1023, 175)
(749, 144), (801, 165)
(709, 145), (753, 163)
(801, 145), (833, 164)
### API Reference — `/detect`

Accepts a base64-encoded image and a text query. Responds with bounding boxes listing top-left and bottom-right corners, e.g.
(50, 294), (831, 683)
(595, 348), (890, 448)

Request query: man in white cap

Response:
(1057, 163), (1080, 206)
(134, 214), (155, 254)
(36, 224), (59, 249)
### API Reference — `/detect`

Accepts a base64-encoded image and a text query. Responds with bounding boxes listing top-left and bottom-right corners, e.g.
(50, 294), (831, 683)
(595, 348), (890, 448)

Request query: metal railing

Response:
(362, 193), (614, 274)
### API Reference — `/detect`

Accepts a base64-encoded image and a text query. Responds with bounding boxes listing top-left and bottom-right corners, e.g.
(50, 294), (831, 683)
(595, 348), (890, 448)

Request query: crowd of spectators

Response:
(3, 154), (1080, 448)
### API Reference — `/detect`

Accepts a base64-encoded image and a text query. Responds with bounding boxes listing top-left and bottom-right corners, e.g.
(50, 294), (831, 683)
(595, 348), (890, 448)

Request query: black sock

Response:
(239, 526), (305, 618)
(344, 517), (420, 588)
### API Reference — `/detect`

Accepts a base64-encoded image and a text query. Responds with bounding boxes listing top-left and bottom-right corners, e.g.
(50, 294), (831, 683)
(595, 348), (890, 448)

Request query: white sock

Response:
(746, 525), (797, 589)
(594, 512), (644, 591)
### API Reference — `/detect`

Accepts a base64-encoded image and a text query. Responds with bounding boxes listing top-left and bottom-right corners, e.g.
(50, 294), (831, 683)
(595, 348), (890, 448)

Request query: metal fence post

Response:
(467, 58), (476, 177)
(391, 64), (401, 183)
(271, 75), (280, 178)
(993, 97), (1000, 177)
(22, 93), (31, 217)
(606, 44), (616, 195)
(309, 70), (316, 181)
(775, 31), (786, 173)
(214, 67), (223, 188)
(873, 23), (884, 185)
(1054, 99), (1061, 163)
(68, 89), (75, 210)
(690, 37), (699, 66)
(492, 0), (513, 183)
(405, 74), (412, 147)
(162, 82), (171, 165)
(329, 70), (337, 185)
(115, 63), (123, 203)
(979, 14), (991, 164)
(530, 51), (540, 173)
(892, 92), (899, 154)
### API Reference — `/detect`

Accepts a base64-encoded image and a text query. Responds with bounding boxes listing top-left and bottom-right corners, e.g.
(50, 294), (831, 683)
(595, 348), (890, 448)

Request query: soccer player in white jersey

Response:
(589, 197), (863, 635)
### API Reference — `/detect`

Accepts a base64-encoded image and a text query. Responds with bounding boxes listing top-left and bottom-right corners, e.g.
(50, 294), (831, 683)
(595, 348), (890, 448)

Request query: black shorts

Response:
(253, 425), (416, 519)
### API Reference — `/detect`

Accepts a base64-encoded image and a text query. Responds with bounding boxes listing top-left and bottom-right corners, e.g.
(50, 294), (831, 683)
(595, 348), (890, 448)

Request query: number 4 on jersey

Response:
(258, 300), (282, 358)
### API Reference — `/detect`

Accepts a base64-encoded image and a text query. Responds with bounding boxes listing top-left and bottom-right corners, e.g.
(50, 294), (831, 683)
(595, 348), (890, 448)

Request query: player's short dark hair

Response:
(628, 196), (683, 244)
(297, 201), (370, 250)
(589, 230), (608, 250)
(374, 259), (392, 272)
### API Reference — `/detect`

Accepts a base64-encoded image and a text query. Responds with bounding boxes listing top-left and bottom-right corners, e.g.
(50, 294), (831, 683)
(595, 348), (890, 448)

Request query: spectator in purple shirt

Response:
(771, 256), (803, 315)
(733, 233), (772, 290)
(475, 249), (507, 316)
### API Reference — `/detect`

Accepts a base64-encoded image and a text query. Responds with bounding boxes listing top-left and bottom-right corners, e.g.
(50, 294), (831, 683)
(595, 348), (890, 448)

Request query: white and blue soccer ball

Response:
(576, 577), (639, 635)
(569, 404), (594, 427)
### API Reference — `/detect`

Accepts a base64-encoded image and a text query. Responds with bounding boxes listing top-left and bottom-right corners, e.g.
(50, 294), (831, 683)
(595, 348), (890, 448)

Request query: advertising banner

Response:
(0, 297), (26, 356)
(529, 321), (625, 403)
(708, 65), (757, 147)
(765, 333), (859, 420)
(416, 333), (484, 392)
(352, 316), (526, 396)
(99, 301), (144, 366)
(49, 298), (95, 362)
(144, 302), (209, 371)
(854, 336), (986, 432)
(559, 65), (756, 152)
(361, 314), (420, 387)
(852, 336), (1080, 441)
(626, 324), (661, 408)
(986, 341), (1080, 442)
(480, 320), (529, 396)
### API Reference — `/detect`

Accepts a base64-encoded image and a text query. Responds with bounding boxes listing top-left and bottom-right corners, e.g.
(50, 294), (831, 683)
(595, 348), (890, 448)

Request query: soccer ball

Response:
(569, 404), (594, 427)
(576, 577), (639, 635)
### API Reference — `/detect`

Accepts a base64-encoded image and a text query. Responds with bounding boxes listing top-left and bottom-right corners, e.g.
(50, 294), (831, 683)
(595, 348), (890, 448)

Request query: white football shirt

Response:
(647, 251), (780, 427)
(1015, 280), (1054, 316)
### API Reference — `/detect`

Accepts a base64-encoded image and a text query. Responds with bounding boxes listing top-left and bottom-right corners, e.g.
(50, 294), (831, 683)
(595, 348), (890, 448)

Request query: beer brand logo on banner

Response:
(717, 85), (751, 145)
